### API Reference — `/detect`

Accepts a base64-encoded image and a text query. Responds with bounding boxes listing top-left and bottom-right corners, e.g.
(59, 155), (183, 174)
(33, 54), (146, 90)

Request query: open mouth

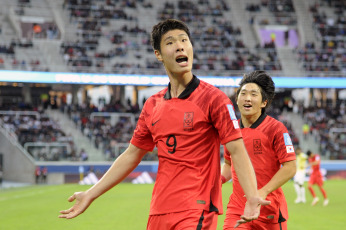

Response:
(243, 105), (252, 108)
(176, 56), (188, 63)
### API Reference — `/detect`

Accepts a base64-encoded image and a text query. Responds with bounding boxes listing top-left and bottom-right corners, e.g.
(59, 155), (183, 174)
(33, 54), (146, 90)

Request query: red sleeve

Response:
(210, 92), (242, 145)
(223, 146), (231, 161)
(130, 100), (155, 152)
(273, 122), (296, 164)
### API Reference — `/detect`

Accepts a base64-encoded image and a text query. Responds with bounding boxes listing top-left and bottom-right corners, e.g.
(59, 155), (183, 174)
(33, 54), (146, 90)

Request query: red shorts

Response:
(309, 174), (323, 186)
(147, 209), (218, 230)
(223, 213), (287, 230)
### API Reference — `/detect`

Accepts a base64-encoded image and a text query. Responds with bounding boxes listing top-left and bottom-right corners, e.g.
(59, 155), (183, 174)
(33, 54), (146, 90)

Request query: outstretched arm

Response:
(59, 144), (148, 219)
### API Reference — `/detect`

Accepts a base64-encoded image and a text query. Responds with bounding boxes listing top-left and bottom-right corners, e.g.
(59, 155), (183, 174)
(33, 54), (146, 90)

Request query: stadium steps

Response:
(33, 39), (66, 72)
(14, 46), (49, 70)
(228, 0), (258, 48)
(45, 0), (67, 40)
(19, 0), (53, 19)
(292, 0), (318, 46)
(285, 111), (320, 155)
(45, 108), (106, 161)
(277, 47), (303, 76)
(0, 12), (17, 70)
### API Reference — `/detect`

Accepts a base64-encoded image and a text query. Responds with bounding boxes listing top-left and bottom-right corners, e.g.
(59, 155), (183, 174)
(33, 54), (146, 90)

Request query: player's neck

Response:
(168, 72), (193, 98)
(241, 113), (261, 128)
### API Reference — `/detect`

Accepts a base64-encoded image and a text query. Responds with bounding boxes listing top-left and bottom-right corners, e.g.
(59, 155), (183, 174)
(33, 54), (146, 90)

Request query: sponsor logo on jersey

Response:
(184, 112), (194, 131)
(197, 200), (206, 204)
(253, 139), (262, 154)
(227, 104), (237, 120)
(152, 119), (160, 126)
(283, 133), (293, 146)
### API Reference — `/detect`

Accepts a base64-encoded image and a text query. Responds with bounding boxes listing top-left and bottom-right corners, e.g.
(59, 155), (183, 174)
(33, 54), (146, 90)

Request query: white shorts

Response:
(294, 170), (306, 185)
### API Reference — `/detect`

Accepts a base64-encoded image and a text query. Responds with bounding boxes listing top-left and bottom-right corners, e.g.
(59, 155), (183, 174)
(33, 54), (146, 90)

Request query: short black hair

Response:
(307, 150), (312, 157)
(150, 19), (191, 52)
(236, 70), (275, 113)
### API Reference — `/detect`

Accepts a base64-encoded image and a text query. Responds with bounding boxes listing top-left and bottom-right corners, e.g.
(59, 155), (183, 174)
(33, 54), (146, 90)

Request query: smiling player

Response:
(222, 70), (296, 229)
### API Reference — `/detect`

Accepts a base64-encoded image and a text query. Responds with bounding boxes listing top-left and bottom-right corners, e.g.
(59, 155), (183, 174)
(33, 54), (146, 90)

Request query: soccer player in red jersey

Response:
(59, 19), (269, 229)
(307, 150), (329, 206)
(222, 71), (297, 230)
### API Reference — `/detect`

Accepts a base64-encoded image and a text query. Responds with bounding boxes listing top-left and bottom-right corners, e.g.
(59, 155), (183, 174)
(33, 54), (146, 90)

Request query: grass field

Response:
(0, 180), (345, 230)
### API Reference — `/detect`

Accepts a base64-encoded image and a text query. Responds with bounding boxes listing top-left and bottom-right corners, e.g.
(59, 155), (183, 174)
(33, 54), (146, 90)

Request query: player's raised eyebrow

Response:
(163, 33), (188, 42)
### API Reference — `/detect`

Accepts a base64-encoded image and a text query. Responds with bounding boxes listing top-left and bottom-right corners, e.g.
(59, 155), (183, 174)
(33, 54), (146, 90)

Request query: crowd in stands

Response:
(1, 86), (345, 162)
(0, 0), (344, 162)
(303, 102), (345, 160)
(0, 39), (48, 71)
(57, 0), (284, 75)
(0, 105), (78, 161)
(295, 0), (345, 76)
(0, 0), (343, 76)
(63, 98), (147, 161)
(246, 0), (297, 26)
(59, 91), (300, 162)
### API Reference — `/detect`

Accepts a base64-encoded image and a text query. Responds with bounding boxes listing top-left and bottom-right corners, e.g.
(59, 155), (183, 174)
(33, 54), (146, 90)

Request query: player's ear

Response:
(154, 50), (163, 62)
(261, 100), (267, 108)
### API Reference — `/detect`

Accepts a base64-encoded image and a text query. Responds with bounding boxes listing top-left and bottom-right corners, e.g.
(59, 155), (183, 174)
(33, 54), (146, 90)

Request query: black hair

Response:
(307, 150), (312, 157)
(236, 70), (275, 113)
(150, 19), (191, 52)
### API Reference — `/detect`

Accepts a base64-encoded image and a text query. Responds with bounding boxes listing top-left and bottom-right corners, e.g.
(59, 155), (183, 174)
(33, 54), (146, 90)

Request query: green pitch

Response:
(0, 180), (344, 229)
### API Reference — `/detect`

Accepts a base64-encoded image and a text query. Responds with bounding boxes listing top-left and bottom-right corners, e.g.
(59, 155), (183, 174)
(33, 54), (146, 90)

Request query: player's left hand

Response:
(234, 196), (271, 228)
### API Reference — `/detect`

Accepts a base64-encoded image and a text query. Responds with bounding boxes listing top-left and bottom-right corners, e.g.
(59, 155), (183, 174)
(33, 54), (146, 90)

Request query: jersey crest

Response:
(184, 112), (194, 131)
(253, 139), (262, 154)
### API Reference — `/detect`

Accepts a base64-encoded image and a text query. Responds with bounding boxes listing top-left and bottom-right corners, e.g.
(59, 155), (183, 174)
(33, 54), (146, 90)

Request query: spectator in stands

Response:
(0, 57), (4, 68)
(32, 24), (42, 38)
(59, 18), (269, 229)
(302, 123), (310, 140)
(79, 148), (88, 161)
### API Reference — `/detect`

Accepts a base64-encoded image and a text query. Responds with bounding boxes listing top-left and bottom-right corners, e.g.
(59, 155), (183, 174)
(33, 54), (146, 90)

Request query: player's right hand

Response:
(59, 191), (93, 219)
(234, 196), (271, 228)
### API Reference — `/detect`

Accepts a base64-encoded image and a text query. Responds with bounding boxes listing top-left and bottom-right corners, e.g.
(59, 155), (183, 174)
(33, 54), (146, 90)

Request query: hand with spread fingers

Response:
(59, 191), (93, 219)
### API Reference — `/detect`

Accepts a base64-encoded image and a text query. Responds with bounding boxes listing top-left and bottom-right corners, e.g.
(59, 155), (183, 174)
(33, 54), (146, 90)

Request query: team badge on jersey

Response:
(184, 112), (194, 131)
(253, 139), (262, 154)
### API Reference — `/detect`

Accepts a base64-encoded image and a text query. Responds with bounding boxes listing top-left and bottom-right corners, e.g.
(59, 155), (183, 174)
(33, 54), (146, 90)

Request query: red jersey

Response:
(224, 113), (296, 223)
(309, 154), (321, 176)
(131, 76), (242, 215)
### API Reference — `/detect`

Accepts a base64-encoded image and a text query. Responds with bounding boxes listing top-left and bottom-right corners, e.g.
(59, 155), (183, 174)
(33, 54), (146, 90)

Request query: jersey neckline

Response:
(164, 75), (200, 100)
